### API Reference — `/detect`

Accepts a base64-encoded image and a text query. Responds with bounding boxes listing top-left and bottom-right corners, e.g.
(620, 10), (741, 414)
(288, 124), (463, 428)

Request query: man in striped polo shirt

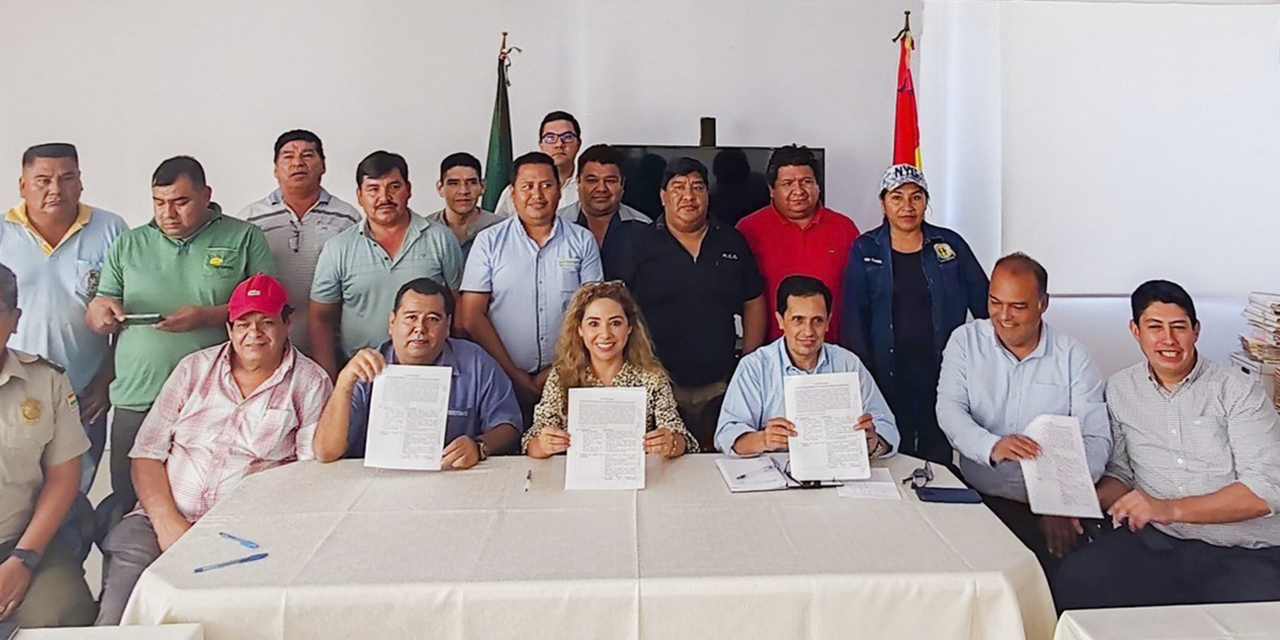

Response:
(239, 130), (360, 357)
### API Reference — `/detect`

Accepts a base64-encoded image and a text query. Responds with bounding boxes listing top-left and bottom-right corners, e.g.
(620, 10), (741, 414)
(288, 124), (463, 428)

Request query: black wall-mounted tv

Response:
(612, 145), (826, 227)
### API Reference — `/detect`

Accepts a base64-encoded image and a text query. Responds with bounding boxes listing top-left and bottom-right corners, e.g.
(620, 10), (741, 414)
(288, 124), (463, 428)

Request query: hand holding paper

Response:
(363, 365), (453, 471)
(1019, 415), (1102, 519)
(785, 372), (870, 481)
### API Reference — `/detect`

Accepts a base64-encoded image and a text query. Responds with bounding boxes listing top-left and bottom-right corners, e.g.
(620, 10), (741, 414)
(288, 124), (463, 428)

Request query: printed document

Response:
(364, 365), (452, 471)
(565, 387), (647, 490)
(785, 372), (870, 481)
(1020, 415), (1103, 518)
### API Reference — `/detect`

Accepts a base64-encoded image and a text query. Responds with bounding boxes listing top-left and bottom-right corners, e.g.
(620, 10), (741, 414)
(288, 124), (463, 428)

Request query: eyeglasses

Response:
(772, 456), (828, 490)
(540, 132), (579, 145)
(902, 461), (934, 490)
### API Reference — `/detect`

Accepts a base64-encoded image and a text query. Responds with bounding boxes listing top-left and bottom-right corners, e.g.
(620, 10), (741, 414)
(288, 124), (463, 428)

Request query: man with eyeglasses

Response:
(0, 263), (96, 628)
(618, 157), (768, 450)
(239, 130), (361, 357)
(313, 277), (522, 467)
(936, 253), (1109, 576)
(557, 144), (651, 279)
(461, 152), (602, 417)
(715, 275), (898, 458)
(494, 111), (582, 217)
(3, 143), (128, 492)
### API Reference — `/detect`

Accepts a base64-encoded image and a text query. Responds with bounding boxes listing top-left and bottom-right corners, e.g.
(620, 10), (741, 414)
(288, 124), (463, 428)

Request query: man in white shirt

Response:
(493, 111), (581, 217)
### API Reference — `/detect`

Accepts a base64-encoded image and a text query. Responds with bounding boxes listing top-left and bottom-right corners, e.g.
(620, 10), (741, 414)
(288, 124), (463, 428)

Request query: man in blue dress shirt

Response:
(312, 277), (522, 467)
(936, 252), (1110, 574)
(715, 275), (899, 458)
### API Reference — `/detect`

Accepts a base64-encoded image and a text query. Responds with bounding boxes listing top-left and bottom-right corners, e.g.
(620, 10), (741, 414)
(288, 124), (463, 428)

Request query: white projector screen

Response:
(999, 2), (1280, 295)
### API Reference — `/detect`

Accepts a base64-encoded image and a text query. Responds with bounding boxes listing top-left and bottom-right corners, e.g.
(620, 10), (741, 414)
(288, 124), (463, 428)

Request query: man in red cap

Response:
(94, 274), (332, 625)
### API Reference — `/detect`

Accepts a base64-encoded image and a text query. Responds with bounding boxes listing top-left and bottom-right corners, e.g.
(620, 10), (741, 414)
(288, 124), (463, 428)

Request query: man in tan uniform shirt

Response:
(0, 262), (96, 627)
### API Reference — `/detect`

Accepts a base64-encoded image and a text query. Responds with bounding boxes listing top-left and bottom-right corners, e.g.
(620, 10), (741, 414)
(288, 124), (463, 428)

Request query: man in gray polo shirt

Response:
(425, 152), (501, 268)
(310, 151), (463, 379)
(1053, 280), (1280, 610)
(239, 130), (361, 357)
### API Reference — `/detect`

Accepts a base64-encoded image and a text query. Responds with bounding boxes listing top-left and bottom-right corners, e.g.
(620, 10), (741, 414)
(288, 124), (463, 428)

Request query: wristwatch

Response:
(10, 548), (41, 571)
(476, 438), (489, 462)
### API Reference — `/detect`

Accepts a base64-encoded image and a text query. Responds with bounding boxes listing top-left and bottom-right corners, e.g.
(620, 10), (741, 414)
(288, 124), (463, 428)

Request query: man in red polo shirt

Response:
(737, 145), (859, 342)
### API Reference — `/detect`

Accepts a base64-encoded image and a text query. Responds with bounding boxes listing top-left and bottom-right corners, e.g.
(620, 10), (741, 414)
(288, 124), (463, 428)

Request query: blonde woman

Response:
(523, 281), (698, 458)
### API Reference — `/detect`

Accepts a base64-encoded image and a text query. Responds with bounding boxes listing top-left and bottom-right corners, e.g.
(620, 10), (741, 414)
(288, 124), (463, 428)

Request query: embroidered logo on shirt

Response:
(934, 243), (956, 263)
(864, 257), (883, 265)
(721, 252), (739, 260)
(209, 257), (224, 266)
(20, 399), (41, 424)
(67, 393), (78, 408)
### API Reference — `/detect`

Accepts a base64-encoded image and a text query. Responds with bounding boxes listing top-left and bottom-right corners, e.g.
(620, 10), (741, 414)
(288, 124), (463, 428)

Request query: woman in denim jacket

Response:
(841, 165), (989, 464)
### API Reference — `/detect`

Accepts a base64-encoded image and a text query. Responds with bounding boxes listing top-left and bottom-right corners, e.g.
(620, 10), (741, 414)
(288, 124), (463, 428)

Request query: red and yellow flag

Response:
(893, 31), (922, 168)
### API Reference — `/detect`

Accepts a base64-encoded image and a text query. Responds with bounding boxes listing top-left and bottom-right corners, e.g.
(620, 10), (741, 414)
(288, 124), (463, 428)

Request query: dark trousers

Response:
(109, 407), (150, 510)
(887, 364), (953, 466)
(981, 494), (1062, 579)
(1053, 526), (1280, 612)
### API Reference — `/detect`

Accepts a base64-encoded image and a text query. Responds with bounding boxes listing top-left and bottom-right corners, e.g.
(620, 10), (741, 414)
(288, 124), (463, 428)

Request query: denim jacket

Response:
(840, 221), (989, 386)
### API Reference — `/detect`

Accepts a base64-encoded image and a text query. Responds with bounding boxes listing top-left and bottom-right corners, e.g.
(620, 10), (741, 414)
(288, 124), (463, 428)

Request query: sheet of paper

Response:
(1020, 414), (1103, 518)
(785, 372), (870, 481)
(363, 365), (452, 471)
(715, 457), (790, 492)
(564, 387), (646, 490)
(836, 468), (902, 500)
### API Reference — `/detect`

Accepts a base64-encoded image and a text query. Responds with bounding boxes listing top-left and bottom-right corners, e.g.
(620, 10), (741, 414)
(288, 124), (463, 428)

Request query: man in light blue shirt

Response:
(716, 275), (899, 458)
(3, 143), (128, 491)
(309, 151), (464, 379)
(937, 252), (1109, 573)
(461, 152), (602, 414)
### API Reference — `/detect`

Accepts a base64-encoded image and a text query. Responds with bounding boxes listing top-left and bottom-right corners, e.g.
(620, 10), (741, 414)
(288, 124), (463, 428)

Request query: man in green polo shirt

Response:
(86, 156), (274, 509)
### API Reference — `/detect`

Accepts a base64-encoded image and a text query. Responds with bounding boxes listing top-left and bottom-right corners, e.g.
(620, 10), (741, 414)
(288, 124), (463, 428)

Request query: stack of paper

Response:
(1236, 293), (1280, 405)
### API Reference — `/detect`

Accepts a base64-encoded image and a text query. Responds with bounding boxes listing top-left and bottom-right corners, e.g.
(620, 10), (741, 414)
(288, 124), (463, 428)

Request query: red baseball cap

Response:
(229, 273), (289, 321)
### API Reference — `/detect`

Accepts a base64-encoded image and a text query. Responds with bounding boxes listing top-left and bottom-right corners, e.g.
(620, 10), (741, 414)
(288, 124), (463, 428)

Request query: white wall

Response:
(0, 0), (922, 233)
(920, 0), (1268, 375)
(1, 0), (1260, 376)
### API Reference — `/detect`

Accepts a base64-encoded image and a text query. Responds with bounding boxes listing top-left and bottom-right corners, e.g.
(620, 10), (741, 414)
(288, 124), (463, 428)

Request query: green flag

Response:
(482, 53), (513, 212)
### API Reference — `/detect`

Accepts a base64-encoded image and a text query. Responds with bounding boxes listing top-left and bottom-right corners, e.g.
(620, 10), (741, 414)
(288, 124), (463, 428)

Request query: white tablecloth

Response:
(1055, 602), (1280, 640)
(16, 623), (203, 639)
(122, 454), (1056, 640)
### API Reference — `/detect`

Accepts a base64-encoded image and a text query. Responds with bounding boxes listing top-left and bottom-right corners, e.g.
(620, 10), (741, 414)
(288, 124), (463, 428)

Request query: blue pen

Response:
(218, 532), (259, 549)
(194, 552), (269, 574)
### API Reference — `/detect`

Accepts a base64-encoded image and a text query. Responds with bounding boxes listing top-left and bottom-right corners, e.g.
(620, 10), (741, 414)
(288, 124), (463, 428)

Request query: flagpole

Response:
(893, 11), (912, 43)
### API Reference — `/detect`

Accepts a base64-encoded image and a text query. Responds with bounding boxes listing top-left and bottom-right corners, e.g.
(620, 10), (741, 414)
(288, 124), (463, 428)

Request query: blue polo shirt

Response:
(344, 338), (523, 458)
(1, 203), (129, 393)
(311, 211), (464, 357)
(460, 216), (602, 373)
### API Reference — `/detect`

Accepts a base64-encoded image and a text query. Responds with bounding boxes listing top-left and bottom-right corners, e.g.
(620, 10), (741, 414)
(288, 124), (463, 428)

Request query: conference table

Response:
(121, 454), (1057, 640)
(1054, 602), (1280, 640)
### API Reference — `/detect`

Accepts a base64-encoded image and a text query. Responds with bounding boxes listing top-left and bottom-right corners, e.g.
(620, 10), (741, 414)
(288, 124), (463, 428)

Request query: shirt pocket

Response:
(1030, 381), (1072, 416)
(203, 247), (243, 278)
(244, 408), (298, 460)
(75, 259), (104, 299)
(1184, 415), (1232, 474)
(558, 258), (582, 292)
